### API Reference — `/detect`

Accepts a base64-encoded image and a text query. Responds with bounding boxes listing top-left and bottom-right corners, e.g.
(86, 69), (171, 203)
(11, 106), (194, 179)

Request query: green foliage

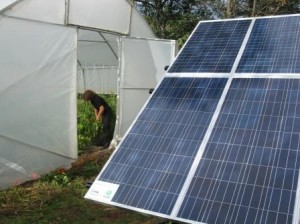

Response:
(77, 94), (116, 154)
(165, 13), (199, 48)
(226, 0), (300, 17)
(39, 168), (70, 186)
(77, 97), (98, 152)
(135, 0), (300, 49)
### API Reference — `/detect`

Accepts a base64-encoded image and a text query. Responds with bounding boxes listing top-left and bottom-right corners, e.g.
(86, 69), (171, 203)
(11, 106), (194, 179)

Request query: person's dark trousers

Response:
(101, 111), (112, 148)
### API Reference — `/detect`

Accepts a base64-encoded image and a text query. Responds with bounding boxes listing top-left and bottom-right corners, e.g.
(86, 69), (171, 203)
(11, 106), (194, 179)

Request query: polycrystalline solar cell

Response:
(168, 19), (251, 73)
(99, 77), (227, 215)
(237, 16), (300, 73)
(178, 78), (300, 224)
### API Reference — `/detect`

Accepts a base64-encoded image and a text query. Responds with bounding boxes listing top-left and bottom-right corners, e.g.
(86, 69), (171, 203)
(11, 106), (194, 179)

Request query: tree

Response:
(132, 0), (216, 47)
(250, 0), (300, 16)
(131, 0), (300, 48)
(227, 0), (300, 17)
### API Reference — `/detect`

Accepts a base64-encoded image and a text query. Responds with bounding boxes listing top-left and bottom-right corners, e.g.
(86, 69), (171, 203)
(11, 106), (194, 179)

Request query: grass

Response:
(0, 149), (164, 224)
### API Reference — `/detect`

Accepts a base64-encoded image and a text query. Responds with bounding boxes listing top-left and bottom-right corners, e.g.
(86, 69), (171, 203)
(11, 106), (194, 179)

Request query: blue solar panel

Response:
(178, 78), (300, 223)
(86, 14), (300, 224)
(168, 20), (251, 73)
(237, 16), (300, 73)
(96, 77), (227, 214)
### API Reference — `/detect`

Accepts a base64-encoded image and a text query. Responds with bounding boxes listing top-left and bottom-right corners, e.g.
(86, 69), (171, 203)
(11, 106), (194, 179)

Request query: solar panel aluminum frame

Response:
(85, 13), (300, 224)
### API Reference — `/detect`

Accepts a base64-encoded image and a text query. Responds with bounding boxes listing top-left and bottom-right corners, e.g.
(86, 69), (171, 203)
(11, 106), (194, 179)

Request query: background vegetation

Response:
(131, 0), (300, 48)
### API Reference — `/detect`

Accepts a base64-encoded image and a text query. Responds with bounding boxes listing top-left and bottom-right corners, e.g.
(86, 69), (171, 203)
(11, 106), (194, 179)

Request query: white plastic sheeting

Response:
(130, 7), (155, 38)
(117, 37), (176, 139)
(3, 0), (66, 25)
(69, 0), (132, 34)
(78, 30), (119, 67)
(0, 0), (18, 10)
(3, 0), (155, 38)
(77, 67), (118, 94)
(0, 17), (77, 189)
(0, 0), (175, 189)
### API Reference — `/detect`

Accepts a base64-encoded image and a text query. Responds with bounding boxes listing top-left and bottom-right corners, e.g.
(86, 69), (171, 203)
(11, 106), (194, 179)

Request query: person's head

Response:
(83, 90), (96, 101)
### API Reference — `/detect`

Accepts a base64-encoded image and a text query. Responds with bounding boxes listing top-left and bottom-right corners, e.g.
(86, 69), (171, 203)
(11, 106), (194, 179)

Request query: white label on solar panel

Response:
(85, 181), (119, 203)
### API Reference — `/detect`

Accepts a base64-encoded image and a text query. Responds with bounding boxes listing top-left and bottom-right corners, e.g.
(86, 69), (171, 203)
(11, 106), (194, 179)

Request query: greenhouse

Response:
(0, 0), (176, 189)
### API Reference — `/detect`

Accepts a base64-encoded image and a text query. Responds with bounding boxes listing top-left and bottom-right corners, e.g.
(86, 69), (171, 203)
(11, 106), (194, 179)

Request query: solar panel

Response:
(178, 78), (300, 223)
(237, 16), (300, 73)
(85, 77), (227, 215)
(168, 19), (251, 73)
(85, 14), (300, 224)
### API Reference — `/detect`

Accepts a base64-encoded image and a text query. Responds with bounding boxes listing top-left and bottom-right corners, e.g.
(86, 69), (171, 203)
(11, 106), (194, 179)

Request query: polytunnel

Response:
(0, 0), (176, 189)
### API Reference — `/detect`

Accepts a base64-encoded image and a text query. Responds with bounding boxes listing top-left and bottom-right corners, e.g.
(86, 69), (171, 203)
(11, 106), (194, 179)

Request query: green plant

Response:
(77, 94), (116, 153)
(40, 168), (70, 186)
